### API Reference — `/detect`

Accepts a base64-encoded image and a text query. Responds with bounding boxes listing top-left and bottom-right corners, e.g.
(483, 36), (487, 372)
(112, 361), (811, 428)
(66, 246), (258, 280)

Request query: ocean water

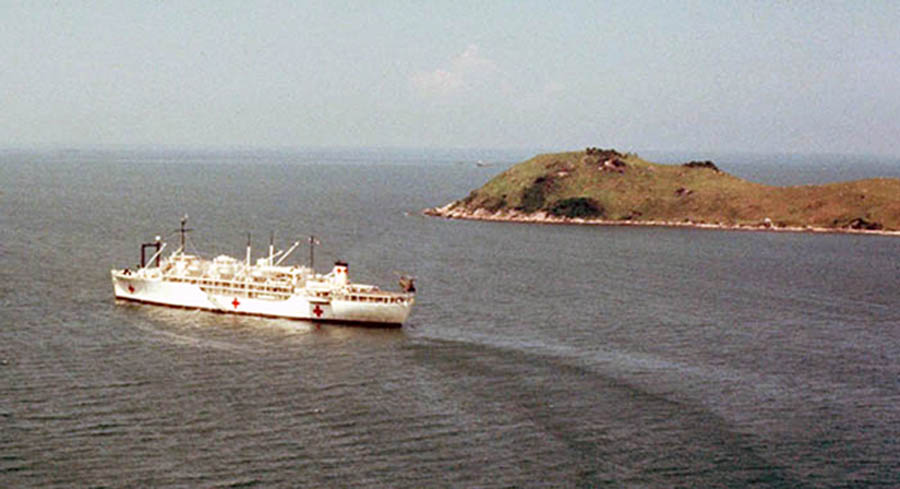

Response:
(1, 148), (899, 488)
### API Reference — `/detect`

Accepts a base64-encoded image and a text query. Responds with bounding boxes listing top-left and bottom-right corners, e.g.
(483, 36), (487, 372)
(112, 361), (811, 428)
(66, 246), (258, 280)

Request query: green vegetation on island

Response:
(427, 149), (900, 233)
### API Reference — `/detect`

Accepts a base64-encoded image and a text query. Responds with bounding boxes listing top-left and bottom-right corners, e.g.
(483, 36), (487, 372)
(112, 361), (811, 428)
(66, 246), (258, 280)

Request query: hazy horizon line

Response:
(3, 143), (900, 161)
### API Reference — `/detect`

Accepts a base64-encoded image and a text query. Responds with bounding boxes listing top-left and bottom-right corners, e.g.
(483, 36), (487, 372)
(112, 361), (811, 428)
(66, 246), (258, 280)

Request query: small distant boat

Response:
(111, 217), (415, 327)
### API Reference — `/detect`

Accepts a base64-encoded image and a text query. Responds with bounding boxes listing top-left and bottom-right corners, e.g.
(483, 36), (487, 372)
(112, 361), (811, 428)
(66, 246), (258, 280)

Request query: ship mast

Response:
(246, 232), (252, 266)
(178, 214), (192, 254)
(309, 235), (319, 270)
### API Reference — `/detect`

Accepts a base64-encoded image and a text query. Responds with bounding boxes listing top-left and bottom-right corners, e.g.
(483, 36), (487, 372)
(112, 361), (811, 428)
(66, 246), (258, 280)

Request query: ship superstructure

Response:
(111, 218), (415, 326)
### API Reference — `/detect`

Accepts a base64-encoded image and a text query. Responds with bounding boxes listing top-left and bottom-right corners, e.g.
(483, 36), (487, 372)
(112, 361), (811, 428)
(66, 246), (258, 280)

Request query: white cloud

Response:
(410, 44), (499, 98)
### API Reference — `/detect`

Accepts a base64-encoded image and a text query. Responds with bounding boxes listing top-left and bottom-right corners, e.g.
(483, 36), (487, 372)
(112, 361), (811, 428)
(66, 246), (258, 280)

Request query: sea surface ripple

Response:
(1, 148), (898, 487)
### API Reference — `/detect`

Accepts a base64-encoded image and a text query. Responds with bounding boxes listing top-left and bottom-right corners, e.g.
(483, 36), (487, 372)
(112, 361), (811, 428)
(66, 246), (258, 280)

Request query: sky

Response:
(2, 1), (898, 156)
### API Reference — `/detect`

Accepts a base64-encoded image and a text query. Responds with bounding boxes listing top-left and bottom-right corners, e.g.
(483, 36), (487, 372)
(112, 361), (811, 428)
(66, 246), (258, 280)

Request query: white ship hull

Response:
(111, 271), (413, 327)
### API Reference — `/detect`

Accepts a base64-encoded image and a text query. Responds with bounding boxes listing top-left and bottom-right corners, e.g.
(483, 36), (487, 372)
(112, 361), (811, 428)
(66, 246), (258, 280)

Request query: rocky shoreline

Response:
(424, 203), (900, 237)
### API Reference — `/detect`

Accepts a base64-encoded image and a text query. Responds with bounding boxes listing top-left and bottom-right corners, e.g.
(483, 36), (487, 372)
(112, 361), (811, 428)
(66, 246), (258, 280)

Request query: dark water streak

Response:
(1, 149), (899, 487)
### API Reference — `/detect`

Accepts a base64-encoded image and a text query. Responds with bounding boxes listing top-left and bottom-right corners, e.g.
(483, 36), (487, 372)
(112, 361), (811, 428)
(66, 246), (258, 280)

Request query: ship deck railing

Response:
(339, 292), (413, 305)
(165, 274), (295, 298)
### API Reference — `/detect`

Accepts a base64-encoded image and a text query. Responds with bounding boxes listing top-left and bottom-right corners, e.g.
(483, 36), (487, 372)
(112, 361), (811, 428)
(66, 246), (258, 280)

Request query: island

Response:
(425, 148), (900, 235)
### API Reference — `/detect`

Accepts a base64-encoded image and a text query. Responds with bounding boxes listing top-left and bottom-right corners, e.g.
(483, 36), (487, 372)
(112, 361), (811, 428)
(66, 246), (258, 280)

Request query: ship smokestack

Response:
(331, 261), (349, 287)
